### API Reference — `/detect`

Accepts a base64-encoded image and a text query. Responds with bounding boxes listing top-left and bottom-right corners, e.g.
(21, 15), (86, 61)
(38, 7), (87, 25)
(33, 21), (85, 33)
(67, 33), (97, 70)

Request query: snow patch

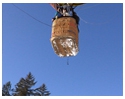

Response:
(52, 38), (78, 57)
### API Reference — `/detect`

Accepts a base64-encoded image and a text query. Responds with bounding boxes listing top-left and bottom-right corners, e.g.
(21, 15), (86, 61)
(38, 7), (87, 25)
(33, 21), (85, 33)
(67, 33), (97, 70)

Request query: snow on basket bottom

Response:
(50, 17), (79, 57)
(51, 37), (78, 57)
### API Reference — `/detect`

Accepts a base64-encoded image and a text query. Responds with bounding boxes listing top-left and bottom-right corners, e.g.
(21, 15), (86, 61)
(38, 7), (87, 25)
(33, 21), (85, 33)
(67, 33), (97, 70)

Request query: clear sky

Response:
(2, 3), (123, 96)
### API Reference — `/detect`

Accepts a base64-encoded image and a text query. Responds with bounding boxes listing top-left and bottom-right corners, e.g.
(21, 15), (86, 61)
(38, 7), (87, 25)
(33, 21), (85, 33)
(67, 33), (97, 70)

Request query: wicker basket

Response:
(50, 17), (79, 57)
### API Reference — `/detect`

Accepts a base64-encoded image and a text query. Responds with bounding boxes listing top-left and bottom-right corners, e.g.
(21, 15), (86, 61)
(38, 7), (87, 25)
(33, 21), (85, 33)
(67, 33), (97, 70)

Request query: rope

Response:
(79, 13), (119, 25)
(67, 57), (69, 65)
(80, 16), (109, 25)
(12, 3), (52, 28)
(75, 4), (85, 12)
(81, 4), (101, 10)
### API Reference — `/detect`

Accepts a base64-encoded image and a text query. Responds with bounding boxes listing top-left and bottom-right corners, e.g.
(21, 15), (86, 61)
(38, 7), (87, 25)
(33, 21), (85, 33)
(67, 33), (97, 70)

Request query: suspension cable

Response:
(12, 3), (52, 28)
(79, 13), (119, 25)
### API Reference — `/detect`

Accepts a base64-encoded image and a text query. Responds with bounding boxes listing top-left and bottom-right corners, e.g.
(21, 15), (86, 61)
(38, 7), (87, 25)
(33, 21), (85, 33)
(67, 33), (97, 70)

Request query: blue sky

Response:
(2, 3), (123, 96)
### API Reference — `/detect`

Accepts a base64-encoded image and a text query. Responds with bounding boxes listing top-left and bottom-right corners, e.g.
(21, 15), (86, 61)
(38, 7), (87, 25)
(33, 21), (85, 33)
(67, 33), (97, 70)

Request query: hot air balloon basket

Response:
(50, 17), (79, 57)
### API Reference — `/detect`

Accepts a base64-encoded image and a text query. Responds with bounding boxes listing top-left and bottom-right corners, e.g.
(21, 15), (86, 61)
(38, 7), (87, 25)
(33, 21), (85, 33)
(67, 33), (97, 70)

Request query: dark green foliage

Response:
(2, 72), (50, 96)
(33, 84), (51, 96)
(2, 81), (12, 96)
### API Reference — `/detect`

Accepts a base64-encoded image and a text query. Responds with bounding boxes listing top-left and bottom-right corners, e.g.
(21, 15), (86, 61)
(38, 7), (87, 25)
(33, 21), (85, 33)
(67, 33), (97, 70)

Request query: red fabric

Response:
(50, 3), (58, 11)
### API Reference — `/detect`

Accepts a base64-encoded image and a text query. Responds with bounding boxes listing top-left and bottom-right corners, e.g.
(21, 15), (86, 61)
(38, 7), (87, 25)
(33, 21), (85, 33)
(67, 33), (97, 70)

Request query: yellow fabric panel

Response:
(58, 3), (84, 6)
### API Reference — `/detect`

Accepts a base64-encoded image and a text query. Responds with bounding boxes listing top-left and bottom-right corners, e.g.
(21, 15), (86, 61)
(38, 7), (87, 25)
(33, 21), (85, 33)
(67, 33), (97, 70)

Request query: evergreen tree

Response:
(2, 72), (50, 96)
(2, 81), (12, 96)
(13, 72), (36, 96)
(33, 84), (50, 96)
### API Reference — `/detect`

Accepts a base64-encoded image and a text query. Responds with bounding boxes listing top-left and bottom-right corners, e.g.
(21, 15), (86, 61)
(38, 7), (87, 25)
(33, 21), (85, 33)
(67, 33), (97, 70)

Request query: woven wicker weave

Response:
(50, 17), (79, 57)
